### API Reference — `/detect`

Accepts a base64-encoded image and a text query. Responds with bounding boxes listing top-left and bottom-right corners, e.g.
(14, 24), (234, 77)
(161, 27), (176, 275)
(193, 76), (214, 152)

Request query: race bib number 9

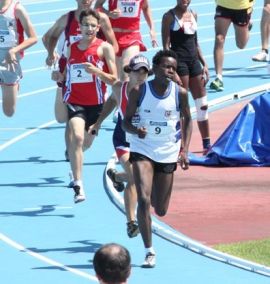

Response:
(117, 0), (139, 18)
(0, 30), (16, 47)
(70, 64), (93, 83)
(146, 120), (175, 141)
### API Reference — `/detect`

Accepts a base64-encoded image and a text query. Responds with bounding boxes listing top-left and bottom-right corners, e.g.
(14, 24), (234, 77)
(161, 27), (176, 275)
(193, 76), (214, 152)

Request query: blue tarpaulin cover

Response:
(189, 91), (270, 166)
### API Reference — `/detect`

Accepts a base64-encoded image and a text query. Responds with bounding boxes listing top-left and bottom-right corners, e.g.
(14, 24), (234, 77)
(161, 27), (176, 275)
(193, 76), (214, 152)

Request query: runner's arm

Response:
(142, 0), (158, 47)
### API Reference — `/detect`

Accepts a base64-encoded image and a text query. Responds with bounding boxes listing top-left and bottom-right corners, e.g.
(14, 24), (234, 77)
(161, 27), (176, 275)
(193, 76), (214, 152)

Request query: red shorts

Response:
(114, 31), (147, 57)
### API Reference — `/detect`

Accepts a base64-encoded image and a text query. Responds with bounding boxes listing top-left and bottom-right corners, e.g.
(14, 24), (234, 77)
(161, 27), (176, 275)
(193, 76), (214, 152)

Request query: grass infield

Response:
(213, 238), (270, 267)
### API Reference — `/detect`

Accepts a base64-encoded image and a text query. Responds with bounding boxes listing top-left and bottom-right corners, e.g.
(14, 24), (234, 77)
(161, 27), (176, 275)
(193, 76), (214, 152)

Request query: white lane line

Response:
(29, 7), (73, 16)
(0, 127), (28, 130)
(18, 86), (56, 98)
(0, 233), (98, 282)
(0, 120), (56, 152)
(0, 86), (57, 103)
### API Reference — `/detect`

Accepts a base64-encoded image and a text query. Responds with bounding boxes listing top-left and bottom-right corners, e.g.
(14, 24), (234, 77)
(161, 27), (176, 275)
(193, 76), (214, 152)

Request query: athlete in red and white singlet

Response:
(64, 38), (108, 106)
(95, 0), (157, 81)
(52, 9), (117, 204)
(42, 0), (118, 164)
(108, 0), (143, 30)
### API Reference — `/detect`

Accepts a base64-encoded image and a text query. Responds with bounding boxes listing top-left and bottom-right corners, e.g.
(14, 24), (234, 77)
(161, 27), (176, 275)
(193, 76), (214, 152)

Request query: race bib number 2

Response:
(117, 0), (139, 18)
(70, 64), (93, 83)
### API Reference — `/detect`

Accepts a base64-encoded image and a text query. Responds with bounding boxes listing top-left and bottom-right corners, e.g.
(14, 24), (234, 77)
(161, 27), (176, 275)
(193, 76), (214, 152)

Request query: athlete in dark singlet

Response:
(162, 0), (211, 154)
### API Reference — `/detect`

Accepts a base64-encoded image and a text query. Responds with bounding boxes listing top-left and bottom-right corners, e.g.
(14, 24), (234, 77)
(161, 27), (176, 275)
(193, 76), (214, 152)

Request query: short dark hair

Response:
(93, 243), (131, 283)
(79, 8), (100, 24)
(152, 49), (178, 66)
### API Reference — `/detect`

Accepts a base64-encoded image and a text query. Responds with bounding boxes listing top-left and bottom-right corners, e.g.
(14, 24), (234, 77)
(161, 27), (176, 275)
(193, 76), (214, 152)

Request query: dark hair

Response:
(93, 243), (131, 283)
(152, 49), (178, 66)
(79, 8), (100, 24)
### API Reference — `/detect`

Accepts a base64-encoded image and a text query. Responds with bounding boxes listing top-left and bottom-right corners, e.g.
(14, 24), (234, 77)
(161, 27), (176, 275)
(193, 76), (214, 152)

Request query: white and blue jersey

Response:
(129, 80), (181, 163)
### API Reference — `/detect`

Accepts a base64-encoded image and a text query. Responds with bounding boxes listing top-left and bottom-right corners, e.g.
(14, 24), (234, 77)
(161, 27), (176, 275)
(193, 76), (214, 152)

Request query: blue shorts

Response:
(113, 115), (130, 159)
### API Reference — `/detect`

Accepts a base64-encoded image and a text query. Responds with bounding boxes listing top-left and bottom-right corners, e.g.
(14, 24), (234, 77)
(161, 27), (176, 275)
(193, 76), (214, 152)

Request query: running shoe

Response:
(142, 253), (156, 268)
(252, 51), (268, 62)
(73, 184), (86, 203)
(209, 78), (224, 91)
(127, 221), (139, 238)
(107, 168), (125, 192)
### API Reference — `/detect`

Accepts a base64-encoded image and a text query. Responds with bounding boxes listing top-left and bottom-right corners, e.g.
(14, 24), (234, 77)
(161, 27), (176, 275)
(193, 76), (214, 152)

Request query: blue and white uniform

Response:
(0, 0), (23, 85)
(129, 80), (181, 163)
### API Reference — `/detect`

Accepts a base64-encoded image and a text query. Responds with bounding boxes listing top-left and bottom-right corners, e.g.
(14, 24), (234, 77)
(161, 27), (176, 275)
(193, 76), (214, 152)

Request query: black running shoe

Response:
(127, 221), (139, 238)
(107, 168), (125, 192)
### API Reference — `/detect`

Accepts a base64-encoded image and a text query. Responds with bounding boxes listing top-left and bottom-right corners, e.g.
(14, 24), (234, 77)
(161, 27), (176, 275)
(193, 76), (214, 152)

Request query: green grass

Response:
(213, 239), (270, 267)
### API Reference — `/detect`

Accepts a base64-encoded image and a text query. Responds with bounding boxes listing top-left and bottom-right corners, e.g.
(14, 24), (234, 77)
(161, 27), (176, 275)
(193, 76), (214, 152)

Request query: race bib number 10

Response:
(117, 0), (139, 18)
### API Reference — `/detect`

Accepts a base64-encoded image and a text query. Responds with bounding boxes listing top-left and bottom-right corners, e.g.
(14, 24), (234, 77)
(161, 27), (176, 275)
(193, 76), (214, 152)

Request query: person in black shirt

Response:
(162, 0), (211, 155)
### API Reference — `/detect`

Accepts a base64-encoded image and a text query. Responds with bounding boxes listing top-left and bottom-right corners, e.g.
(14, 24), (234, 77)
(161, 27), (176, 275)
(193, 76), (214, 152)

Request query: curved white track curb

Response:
(104, 155), (270, 277)
(104, 83), (270, 278)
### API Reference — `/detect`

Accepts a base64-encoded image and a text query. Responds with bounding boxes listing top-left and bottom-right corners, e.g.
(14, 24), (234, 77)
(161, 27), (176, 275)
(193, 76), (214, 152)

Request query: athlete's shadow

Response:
(0, 177), (66, 188)
(0, 204), (74, 218)
(0, 156), (67, 164)
(31, 240), (141, 271)
(29, 240), (101, 254)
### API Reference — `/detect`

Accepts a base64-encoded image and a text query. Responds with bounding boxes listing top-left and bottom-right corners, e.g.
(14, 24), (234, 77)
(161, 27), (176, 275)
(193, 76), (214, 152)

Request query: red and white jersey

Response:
(118, 81), (128, 118)
(65, 11), (82, 46)
(109, 0), (144, 30)
(64, 38), (108, 106)
(59, 11), (82, 57)
(0, 0), (24, 49)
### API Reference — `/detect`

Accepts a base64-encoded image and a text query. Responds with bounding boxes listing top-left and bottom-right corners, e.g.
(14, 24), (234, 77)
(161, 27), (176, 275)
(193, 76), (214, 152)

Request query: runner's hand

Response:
(137, 127), (147, 139)
(46, 51), (59, 68)
(109, 9), (121, 19)
(178, 151), (189, 170)
(88, 124), (100, 137)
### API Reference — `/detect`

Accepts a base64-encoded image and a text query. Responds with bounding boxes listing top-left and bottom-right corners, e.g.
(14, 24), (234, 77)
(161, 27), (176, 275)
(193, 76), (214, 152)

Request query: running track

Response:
(0, 0), (269, 283)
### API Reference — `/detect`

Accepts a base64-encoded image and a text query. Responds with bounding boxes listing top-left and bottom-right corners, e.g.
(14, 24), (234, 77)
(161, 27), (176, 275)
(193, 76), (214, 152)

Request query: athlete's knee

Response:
(195, 96), (208, 121)
(154, 207), (167, 217)
(73, 132), (84, 147)
(3, 106), (15, 117)
(236, 39), (247, 49)
(138, 196), (150, 212)
(55, 114), (67, 123)
(215, 34), (225, 47)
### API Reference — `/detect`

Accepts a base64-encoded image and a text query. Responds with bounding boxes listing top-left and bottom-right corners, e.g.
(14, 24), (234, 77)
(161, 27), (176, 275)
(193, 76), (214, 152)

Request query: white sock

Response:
(216, 74), (223, 81)
(74, 180), (82, 187)
(145, 247), (155, 255)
